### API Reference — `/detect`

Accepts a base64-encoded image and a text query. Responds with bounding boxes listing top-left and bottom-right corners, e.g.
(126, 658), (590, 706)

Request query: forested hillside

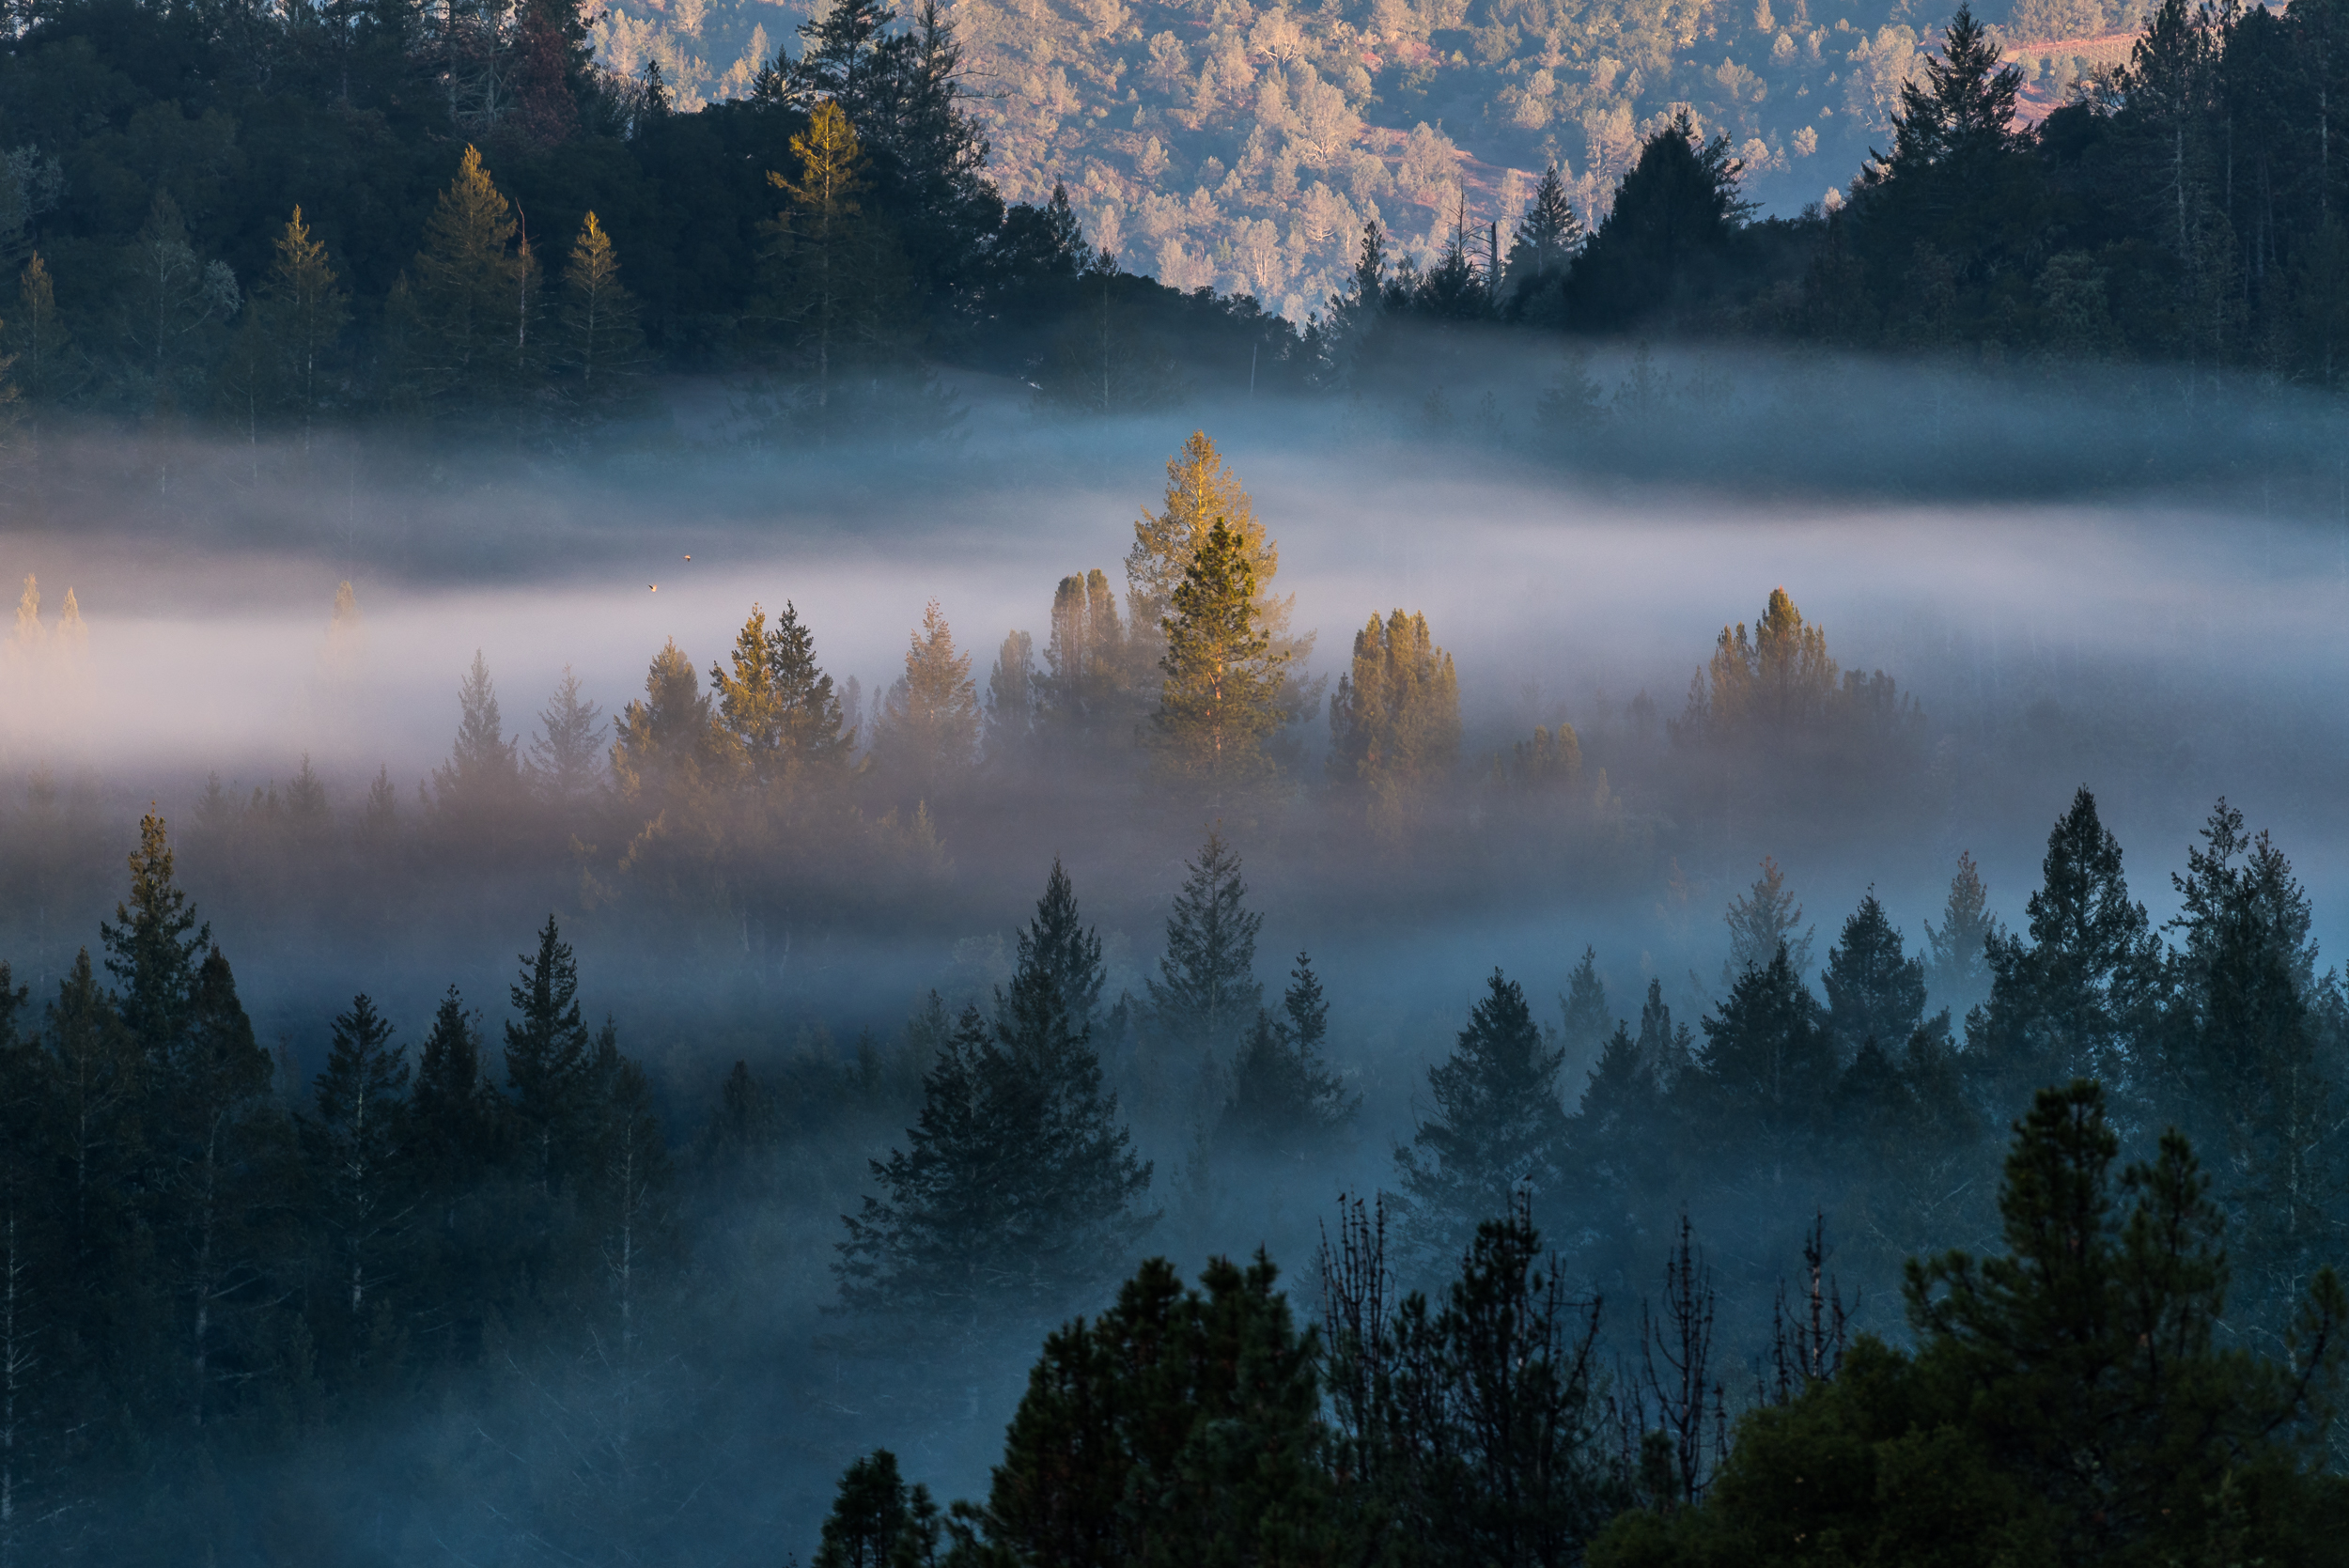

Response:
(590, 0), (2170, 314)
(2, 0), (2345, 450)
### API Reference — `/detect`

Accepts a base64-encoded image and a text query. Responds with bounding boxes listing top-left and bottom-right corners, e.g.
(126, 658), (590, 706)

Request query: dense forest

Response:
(0, 419), (2342, 1560)
(2, 0), (2347, 451)
(3, 0), (2346, 1554)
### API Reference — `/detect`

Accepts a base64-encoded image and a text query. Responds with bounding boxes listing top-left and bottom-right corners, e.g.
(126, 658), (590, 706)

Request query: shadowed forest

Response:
(6, 0), (2349, 1558)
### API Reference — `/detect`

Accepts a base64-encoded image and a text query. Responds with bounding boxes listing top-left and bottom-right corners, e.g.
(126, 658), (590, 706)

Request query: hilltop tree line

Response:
(2, 0), (2345, 448)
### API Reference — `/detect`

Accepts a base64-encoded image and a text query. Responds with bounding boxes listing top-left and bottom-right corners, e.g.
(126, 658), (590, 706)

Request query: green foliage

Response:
(1592, 1081), (2349, 1567)
(1396, 970), (1572, 1260)
(1144, 830), (1263, 1068)
(965, 1251), (1330, 1568)
(838, 862), (1152, 1314)
(1154, 518), (1291, 789)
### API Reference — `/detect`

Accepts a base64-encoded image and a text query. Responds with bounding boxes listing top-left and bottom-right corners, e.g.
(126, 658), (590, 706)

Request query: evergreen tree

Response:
(812, 1450), (940, 1568)
(1040, 567), (1131, 738)
(1396, 970), (1573, 1259)
(1922, 850), (1998, 1018)
(99, 810), (210, 1053)
(1594, 1083), (2349, 1565)
(1326, 1192), (1612, 1568)
(553, 211), (645, 405)
(1501, 163), (1582, 318)
(308, 993), (412, 1334)
(841, 867), (1151, 1313)
(1153, 519), (1291, 788)
(117, 192), (240, 414)
(1819, 892), (1928, 1060)
(1327, 609), (1460, 831)
(395, 144), (542, 408)
(527, 665), (606, 810)
(1721, 856), (1813, 981)
(613, 638), (718, 801)
(253, 206), (350, 437)
(1559, 947), (1610, 1073)
(431, 649), (524, 823)
(1692, 943), (1835, 1182)
(1969, 787), (2160, 1110)
(965, 1253), (1327, 1568)
(1144, 831), (1263, 1067)
(154, 943), (274, 1430)
(985, 629), (1038, 765)
(1019, 858), (1106, 1029)
(1126, 432), (1293, 666)
(5, 255), (73, 417)
(506, 915), (593, 1196)
(1564, 111), (1751, 331)
(1877, 0), (2023, 177)
(708, 601), (851, 788)
(1216, 952), (1355, 1159)
(1634, 977), (1693, 1087)
(761, 100), (904, 420)
(871, 599), (978, 805)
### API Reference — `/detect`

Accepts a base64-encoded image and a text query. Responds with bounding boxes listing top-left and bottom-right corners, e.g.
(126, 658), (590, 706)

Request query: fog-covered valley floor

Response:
(4, 357), (2346, 1560)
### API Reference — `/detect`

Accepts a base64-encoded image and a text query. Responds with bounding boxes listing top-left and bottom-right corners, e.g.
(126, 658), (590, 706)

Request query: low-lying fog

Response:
(5, 354), (2346, 1556)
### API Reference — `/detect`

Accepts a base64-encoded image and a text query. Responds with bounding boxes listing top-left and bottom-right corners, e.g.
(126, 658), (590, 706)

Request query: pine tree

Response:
(1559, 947), (1610, 1073)
(1634, 977), (1693, 1086)
(553, 211), (645, 405)
(1040, 567), (1131, 737)
(506, 915), (592, 1196)
(1819, 892), (1928, 1059)
(761, 101), (900, 419)
(156, 944), (273, 1429)
(871, 599), (978, 804)
(1880, 1), (2023, 175)
(578, 1021), (670, 1361)
(1020, 858), (1106, 1028)
(528, 665), (606, 809)
(117, 192), (240, 413)
(399, 145), (537, 406)
(1154, 519), (1291, 788)
(254, 207), (350, 438)
(431, 649), (523, 824)
(613, 639), (717, 801)
(1145, 831), (1263, 1069)
(1327, 609), (1460, 831)
(1126, 432), (1289, 659)
(1693, 942), (1835, 1182)
(1396, 970), (1573, 1258)
(5, 254), (74, 419)
(984, 629), (1038, 764)
(1595, 1084), (2349, 1563)
(99, 810), (210, 1053)
(1722, 856), (1814, 981)
(1970, 787), (2159, 1109)
(0, 961), (57, 1568)
(309, 994), (412, 1328)
(1923, 850), (1998, 1018)
(1563, 111), (1751, 330)
(1501, 163), (1583, 317)
(840, 870), (1151, 1314)
(708, 601), (851, 788)
(1216, 952), (1355, 1160)
(967, 1254), (1327, 1567)
(812, 1450), (940, 1568)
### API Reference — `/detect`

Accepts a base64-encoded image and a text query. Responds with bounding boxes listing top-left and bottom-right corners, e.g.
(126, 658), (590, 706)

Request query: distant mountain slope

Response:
(590, 0), (2135, 315)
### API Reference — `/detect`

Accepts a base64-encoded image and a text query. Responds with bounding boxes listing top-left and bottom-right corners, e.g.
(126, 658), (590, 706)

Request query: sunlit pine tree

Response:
(871, 599), (978, 806)
(553, 211), (645, 408)
(1153, 519), (1290, 791)
(1327, 608), (1460, 834)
